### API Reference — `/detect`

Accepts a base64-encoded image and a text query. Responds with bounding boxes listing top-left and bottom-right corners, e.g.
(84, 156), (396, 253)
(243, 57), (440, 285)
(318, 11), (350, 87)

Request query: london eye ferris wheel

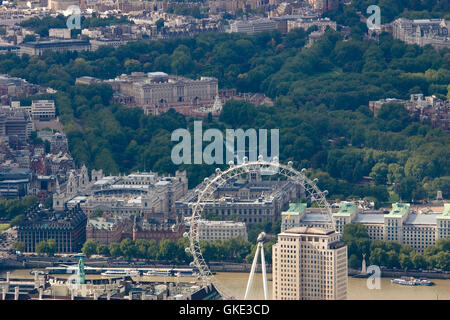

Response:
(183, 156), (335, 299)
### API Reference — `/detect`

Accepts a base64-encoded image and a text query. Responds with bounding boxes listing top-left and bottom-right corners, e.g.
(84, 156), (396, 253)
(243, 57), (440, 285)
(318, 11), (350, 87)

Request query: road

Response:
(0, 225), (17, 258)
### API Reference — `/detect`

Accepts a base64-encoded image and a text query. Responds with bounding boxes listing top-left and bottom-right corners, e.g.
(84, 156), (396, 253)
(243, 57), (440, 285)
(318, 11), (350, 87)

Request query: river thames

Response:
(214, 272), (450, 300)
(3, 269), (449, 300)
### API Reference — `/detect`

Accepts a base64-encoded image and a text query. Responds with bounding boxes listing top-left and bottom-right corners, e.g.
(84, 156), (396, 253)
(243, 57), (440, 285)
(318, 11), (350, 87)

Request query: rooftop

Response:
(334, 201), (357, 217)
(353, 213), (385, 224)
(87, 217), (116, 230)
(386, 203), (410, 218)
(282, 226), (334, 236)
(437, 203), (450, 219)
(281, 203), (307, 216)
(300, 213), (331, 222)
(198, 220), (246, 227)
(404, 213), (440, 225)
(21, 39), (90, 48)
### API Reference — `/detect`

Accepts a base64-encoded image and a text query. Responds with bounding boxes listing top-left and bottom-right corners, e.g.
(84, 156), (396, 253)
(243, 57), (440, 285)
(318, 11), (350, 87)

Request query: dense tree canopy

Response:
(0, 196), (38, 220)
(1, 19), (448, 199)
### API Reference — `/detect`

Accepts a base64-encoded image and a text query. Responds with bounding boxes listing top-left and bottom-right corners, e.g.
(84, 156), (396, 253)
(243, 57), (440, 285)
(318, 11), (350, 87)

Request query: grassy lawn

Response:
(0, 223), (10, 233)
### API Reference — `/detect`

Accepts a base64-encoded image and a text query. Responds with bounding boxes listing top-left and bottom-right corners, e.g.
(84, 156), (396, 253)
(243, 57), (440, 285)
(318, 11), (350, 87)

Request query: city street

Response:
(0, 226), (17, 257)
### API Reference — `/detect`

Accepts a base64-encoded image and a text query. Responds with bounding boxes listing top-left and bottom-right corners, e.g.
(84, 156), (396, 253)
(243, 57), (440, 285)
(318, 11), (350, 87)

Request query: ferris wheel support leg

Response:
(260, 244), (268, 300)
(244, 243), (260, 300)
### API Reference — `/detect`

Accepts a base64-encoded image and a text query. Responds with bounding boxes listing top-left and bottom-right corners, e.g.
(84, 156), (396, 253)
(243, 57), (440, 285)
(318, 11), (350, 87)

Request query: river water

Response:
(3, 269), (449, 300)
(214, 272), (450, 300)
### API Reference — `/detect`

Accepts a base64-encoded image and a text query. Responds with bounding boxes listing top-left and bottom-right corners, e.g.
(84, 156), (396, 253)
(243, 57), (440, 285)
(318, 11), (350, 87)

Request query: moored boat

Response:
(391, 276), (434, 286)
(101, 269), (140, 277)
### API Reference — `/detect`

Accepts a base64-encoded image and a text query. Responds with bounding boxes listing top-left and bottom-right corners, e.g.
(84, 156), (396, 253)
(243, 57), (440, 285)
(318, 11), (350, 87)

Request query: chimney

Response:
(2, 286), (6, 300)
(39, 287), (43, 300)
(107, 291), (111, 300)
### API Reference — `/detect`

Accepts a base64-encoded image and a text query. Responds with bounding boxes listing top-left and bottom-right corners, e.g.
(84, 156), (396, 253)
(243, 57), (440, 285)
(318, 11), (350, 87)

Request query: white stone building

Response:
(196, 219), (248, 242)
(108, 72), (218, 108)
(272, 226), (348, 300)
(53, 167), (188, 221)
(285, 201), (450, 253)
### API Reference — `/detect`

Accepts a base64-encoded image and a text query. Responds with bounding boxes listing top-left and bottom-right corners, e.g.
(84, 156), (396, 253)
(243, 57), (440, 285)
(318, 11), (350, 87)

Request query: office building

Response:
(176, 175), (300, 228)
(369, 94), (450, 133)
(90, 39), (129, 50)
(31, 100), (56, 120)
(48, 0), (80, 10)
(229, 18), (278, 34)
(20, 40), (91, 56)
(0, 44), (20, 55)
(391, 18), (450, 50)
(17, 203), (87, 253)
(272, 226), (347, 300)
(284, 201), (450, 253)
(0, 74), (42, 97)
(54, 167), (188, 222)
(9, 100), (56, 121)
(196, 219), (248, 242)
(108, 72), (218, 110)
(287, 16), (336, 33)
(86, 215), (185, 244)
(49, 28), (71, 39)
(0, 107), (33, 141)
(0, 167), (31, 199)
(86, 216), (130, 245)
(307, 0), (339, 13)
(281, 203), (307, 232)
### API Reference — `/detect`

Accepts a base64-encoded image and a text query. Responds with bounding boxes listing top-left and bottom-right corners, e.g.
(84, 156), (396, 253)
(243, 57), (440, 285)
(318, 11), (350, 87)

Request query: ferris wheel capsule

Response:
(288, 161), (293, 167)
(228, 161), (234, 167)
(185, 247), (191, 254)
(301, 168), (307, 173)
(215, 168), (221, 174)
(243, 156), (248, 163)
(313, 178), (319, 183)
(258, 155), (264, 161)
(189, 262), (195, 268)
(183, 232), (189, 238)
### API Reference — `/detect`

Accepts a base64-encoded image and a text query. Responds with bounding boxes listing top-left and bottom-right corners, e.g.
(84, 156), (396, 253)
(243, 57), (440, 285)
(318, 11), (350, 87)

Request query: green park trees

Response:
(82, 240), (98, 257)
(12, 241), (26, 252)
(0, 16), (447, 201)
(81, 236), (253, 264)
(36, 239), (57, 257)
(0, 196), (38, 221)
(219, 100), (256, 127)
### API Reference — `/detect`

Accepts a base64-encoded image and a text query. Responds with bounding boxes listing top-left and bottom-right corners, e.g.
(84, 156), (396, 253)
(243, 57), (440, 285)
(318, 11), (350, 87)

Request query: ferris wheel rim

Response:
(187, 159), (334, 299)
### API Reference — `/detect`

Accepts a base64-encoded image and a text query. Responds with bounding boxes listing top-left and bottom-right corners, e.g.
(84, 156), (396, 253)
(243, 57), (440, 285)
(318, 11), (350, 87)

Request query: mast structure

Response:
(244, 232), (268, 300)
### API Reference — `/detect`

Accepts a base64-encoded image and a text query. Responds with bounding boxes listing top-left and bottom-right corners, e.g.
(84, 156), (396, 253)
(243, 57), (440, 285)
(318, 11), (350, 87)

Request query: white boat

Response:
(172, 268), (197, 277)
(143, 269), (173, 276)
(101, 269), (140, 277)
(391, 276), (434, 286)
